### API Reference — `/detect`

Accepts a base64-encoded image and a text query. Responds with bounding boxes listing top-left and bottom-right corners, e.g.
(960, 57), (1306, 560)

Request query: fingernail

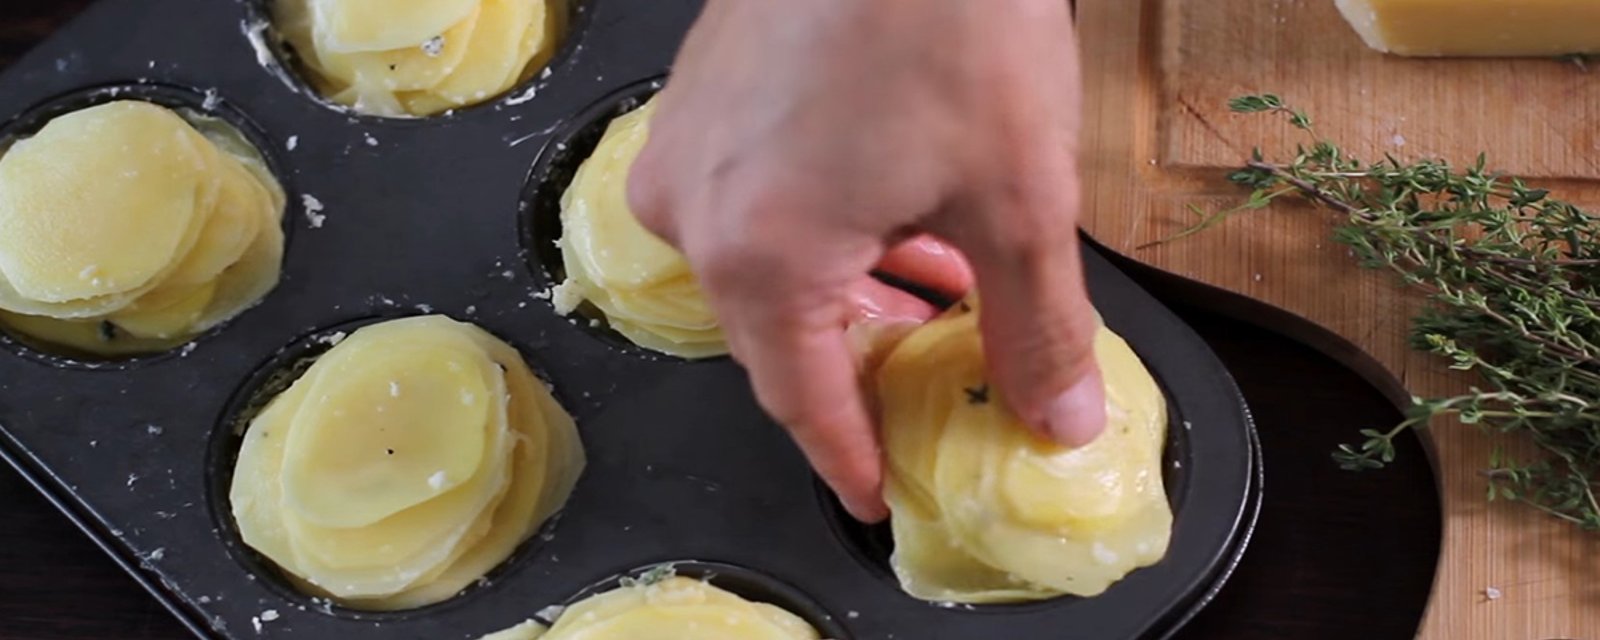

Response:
(1046, 371), (1107, 448)
(842, 494), (890, 524)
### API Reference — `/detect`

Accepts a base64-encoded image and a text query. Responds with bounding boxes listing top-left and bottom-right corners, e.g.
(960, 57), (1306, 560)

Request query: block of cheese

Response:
(1335, 0), (1600, 57)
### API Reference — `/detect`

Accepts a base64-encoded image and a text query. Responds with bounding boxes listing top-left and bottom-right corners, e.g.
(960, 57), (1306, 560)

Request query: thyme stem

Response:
(1161, 94), (1600, 531)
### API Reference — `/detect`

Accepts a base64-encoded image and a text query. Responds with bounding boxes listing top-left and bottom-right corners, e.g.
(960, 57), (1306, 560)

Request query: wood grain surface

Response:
(1077, 0), (1600, 638)
(0, 1), (1443, 639)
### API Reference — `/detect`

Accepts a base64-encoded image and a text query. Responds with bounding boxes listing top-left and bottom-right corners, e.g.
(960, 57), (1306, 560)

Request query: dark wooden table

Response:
(0, 2), (1441, 638)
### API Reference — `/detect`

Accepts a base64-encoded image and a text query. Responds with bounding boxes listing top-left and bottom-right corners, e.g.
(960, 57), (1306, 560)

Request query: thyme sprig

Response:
(1160, 95), (1600, 531)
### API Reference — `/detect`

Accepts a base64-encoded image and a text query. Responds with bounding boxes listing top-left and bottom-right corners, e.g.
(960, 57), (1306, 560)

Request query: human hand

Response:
(627, 0), (1103, 523)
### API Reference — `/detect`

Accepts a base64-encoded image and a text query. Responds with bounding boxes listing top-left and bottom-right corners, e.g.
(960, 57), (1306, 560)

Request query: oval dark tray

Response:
(0, 1), (1260, 638)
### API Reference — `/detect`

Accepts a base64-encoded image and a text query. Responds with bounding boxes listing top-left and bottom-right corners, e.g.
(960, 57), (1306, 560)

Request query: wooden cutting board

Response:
(1077, 1), (1600, 638)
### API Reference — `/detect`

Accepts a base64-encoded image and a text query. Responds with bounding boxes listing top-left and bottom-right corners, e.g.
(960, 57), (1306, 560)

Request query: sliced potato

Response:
(161, 156), (266, 287)
(279, 0), (563, 116)
(0, 102), (206, 303)
(426, 0), (536, 106)
(527, 577), (820, 640)
(311, 0), (478, 53)
(281, 340), (497, 528)
(878, 297), (1174, 603)
(107, 281), (217, 340)
(555, 98), (728, 359)
(319, 5), (480, 93)
(0, 101), (286, 355)
(229, 316), (586, 608)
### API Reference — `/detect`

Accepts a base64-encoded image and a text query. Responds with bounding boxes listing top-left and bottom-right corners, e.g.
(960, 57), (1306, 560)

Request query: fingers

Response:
(675, 205), (892, 523)
(847, 275), (940, 325)
(875, 234), (976, 302)
(724, 304), (892, 523)
(932, 174), (1106, 448)
(624, 132), (677, 247)
(845, 277), (939, 381)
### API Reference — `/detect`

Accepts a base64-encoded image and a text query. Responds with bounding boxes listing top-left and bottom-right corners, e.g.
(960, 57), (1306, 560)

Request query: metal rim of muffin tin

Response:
(0, 1), (1262, 639)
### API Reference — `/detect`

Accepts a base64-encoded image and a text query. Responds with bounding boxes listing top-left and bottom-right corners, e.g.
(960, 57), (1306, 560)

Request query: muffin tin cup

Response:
(0, 1), (1260, 638)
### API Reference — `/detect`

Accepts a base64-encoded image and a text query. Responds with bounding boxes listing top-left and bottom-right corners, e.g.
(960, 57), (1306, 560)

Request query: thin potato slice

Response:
(0, 131), (216, 321)
(319, 5), (480, 93)
(229, 316), (586, 609)
(0, 101), (285, 355)
(161, 156), (265, 287)
(512, 0), (565, 83)
(250, 379), (507, 599)
(562, 252), (715, 333)
(608, 317), (725, 355)
(878, 297), (1173, 603)
(280, 0), (561, 116)
(526, 577), (820, 640)
(231, 379), (316, 577)
(191, 205), (283, 333)
(0, 102), (206, 302)
(329, 84), (409, 118)
(477, 620), (546, 640)
(426, 0), (536, 106)
(0, 311), (189, 356)
(555, 98), (728, 358)
(361, 327), (584, 610)
(604, 277), (718, 331)
(559, 101), (691, 290)
(311, 0), (478, 53)
(278, 323), (496, 528)
(396, 90), (461, 117)
(107, 281), (217, 340)
(281, 339), (497, 527)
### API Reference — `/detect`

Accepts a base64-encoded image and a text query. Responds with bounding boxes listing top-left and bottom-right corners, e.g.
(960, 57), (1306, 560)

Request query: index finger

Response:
(724, 303), (890, 523)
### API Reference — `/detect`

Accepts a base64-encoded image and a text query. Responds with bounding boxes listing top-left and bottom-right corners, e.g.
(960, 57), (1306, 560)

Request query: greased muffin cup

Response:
(0, 1), (1260, 638)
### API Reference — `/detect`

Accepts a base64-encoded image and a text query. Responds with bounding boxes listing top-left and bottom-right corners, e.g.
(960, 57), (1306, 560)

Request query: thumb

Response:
(934, 185), (1105, 448)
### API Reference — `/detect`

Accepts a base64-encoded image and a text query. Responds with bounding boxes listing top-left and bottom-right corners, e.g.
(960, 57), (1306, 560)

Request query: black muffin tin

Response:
(0, 1), (1260, 638)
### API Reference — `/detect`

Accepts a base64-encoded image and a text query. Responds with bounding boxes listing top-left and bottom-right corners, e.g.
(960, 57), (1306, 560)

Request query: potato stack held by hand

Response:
(230, 316), (586, 610)
(274, 0), (566, 117)
(0, 100), (286, 357)
(877, 297), (1174, 604)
